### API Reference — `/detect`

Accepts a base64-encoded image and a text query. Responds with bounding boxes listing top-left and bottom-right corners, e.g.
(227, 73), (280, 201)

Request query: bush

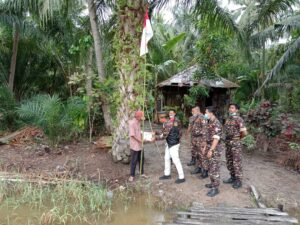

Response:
(17, 95), (87, 145)
(242, 134), (256, 152)
(0, 85), (21, 131)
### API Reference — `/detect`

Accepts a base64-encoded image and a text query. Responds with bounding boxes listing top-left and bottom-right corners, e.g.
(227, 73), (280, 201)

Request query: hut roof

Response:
(157, 65), (239, 88)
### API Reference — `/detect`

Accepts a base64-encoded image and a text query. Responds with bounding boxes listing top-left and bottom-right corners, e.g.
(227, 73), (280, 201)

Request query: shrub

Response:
(0, 85), (21, 131)
(17, 95), (87, 145)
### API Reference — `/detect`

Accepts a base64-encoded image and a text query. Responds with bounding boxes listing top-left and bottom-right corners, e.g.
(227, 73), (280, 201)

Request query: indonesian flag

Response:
(140, 10), (153, 56)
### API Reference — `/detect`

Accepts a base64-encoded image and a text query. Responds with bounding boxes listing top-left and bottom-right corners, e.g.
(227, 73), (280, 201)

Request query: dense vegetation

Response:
(0, 0), (299, 161)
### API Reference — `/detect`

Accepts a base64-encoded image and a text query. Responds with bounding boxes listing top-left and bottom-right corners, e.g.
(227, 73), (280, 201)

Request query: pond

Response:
(0, 191), (167, 225)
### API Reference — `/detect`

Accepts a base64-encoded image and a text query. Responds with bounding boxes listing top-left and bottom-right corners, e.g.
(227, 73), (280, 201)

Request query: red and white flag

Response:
(140, 10), (153, 56)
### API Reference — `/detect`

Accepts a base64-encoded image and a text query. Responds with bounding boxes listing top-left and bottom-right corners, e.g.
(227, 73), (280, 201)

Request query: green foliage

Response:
(195, 27), (231, 79)
(184, 85), (209, 107)
(0, 85), (21, 131)
(242, 134), (257, 151)
(288, 142), (300, 151)
(17, 94), (87, 145)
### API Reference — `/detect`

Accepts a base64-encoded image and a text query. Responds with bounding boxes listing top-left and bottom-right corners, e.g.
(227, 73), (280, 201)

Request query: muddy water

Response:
(0, 194), (167, 225)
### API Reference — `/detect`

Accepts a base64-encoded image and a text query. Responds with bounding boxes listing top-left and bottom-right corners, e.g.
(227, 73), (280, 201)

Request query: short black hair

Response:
(205, 106), (217, 115)
(229, 103), (240, 110)
(169, 109), (176, 114)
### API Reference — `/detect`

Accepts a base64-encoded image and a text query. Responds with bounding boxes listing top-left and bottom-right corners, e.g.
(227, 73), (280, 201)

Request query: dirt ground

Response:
(0, 126), (299, 214)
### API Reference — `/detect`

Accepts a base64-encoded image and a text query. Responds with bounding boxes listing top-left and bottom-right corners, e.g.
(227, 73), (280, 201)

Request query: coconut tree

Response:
(2, 0), (114, 132)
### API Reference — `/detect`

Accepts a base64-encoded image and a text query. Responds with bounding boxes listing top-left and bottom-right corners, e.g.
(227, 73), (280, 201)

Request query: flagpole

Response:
(140, 49), (147, 176)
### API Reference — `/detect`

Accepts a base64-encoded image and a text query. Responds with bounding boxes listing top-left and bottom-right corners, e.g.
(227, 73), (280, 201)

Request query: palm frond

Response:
(255, 36), (300, 95)
(250, 0), (297, 30)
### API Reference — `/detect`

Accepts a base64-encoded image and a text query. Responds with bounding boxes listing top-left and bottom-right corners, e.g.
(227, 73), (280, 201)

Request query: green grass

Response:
(0, 181), (113, 225)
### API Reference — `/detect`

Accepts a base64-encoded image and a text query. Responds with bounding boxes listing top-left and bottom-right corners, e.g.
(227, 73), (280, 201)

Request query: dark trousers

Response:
(130, 149), (144, 177)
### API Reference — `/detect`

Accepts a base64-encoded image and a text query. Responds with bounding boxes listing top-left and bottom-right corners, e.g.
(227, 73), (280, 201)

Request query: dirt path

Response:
(0, 127), (299, 212)
(143, 138), (300, 211)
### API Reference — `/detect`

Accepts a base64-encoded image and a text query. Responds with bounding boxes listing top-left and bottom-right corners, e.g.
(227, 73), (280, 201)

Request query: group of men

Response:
(128, 103), (247, 197)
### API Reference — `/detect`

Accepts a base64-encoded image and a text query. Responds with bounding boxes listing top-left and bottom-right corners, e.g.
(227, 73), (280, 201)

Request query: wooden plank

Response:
(187, 214), (297, 224)
(174, 217), (292, 225)
(189, 207), (289, 216)
(176, 211), (297, 223)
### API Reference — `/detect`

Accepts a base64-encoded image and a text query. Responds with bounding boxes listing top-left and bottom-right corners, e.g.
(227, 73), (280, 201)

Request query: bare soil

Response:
(0, 127), (299, 214)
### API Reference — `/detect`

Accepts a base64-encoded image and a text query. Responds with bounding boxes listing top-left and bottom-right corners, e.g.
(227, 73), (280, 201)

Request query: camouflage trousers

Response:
(208, 143), (224, 188)
(225, 139), (243, 181)
(191, 137), (207, 169)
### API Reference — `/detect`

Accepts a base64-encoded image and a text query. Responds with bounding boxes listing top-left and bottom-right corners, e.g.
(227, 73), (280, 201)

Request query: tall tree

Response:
(87, 0), (112, 133)
(8, 23), (19, 92)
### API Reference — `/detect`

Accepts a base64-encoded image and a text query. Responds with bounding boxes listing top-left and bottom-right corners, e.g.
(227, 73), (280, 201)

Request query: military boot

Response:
(191, 167), (202, 174)
(223, 176), (236, 184)
(199, 169), (208, 179)
(205, 183), (213, 188)
(232, 180), (242, 189)
(206, 188), (219, 197)
(187, 157), (196, 166)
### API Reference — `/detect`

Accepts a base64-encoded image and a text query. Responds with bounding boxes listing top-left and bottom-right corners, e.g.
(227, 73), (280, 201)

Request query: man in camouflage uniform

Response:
(186, 107), (198, 166)
(190, 107), (208, 178)
(155, 109), (185, 184)
(204, 106), (224, 197)
(223, 103), (247, 189)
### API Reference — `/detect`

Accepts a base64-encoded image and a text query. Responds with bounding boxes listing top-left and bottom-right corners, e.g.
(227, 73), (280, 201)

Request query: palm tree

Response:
(2, 0), (114, 132)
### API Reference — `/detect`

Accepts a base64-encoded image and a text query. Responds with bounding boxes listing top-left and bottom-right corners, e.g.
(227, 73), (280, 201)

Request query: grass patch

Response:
(0, 181), (113, 225)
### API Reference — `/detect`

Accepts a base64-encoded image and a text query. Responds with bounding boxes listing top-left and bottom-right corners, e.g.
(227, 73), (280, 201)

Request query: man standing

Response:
(128, 110), (145, 182)
(190, 107), (208, 178)
(204, 106), (224, 197)
(156, 109), (185, 184)
(186, 107), (198, 166)
(223, 103), (247, 189)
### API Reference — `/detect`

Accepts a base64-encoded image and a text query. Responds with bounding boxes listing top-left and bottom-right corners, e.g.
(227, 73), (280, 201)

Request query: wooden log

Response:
(250, 185), (267, 208)
(0, 129), (25, 144)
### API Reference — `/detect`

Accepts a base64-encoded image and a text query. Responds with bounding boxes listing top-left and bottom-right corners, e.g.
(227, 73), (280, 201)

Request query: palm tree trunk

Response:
(8, 23), (20, 93)
(86, 48), (93, 142)
(87, 0), (113, 133)
(112, 0), (146, 163)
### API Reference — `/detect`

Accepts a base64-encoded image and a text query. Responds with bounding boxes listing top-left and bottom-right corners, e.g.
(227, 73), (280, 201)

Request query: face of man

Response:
(205, 109), (213, 119)
(135, 111), (144, 121)
(229, 105), (238, 114)
(169, 110), (176, 119)
(192, 108), (197, 116)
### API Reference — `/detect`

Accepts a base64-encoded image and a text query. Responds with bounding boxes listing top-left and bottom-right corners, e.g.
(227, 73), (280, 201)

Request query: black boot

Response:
(187, 157), (196, 166)
(159, 175), (171, 180)
(223, 176), (236, 184)
(200, 169), (208, 179)
(191, 167), (202, 174)
(232, 180), (242, 189)
(205, 183), (212, 188)
(207, 188), (219, 197)
(175, 178), (185, 184)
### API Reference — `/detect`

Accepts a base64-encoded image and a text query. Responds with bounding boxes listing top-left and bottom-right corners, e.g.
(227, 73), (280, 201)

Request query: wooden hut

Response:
(156, 65), (239, 123)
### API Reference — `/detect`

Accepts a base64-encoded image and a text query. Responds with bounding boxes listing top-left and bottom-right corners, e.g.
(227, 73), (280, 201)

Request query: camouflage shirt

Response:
(189, 115), (196, 127)
(157, 117), (182, 140)
(191, 114), (207, 139)
(224, 115), (247, 139)
(207, 118), (223, 144)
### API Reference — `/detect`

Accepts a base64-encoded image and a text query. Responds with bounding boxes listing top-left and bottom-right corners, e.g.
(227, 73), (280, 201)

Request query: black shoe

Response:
(191, 167), (202, 174)
(223, 176), (236, 184)
(187, 157), (196, 166)
(200, 169), (208, 179)
(159, 175), (171, 180)
(207, 188), (219, 197)
(205, 183), (213, 188)
(175, 178), (185, 184)
(232, 180), (242, 189)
